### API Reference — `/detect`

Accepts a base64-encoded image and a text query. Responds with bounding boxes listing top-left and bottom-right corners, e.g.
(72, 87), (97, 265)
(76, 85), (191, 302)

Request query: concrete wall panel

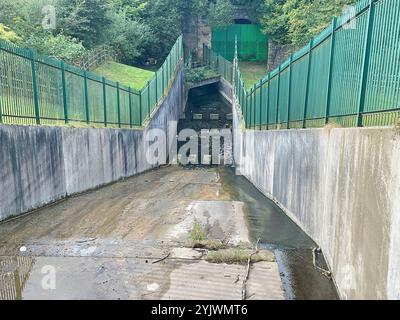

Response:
(0, 63), (184, 220)
(232, 99), (400, 299)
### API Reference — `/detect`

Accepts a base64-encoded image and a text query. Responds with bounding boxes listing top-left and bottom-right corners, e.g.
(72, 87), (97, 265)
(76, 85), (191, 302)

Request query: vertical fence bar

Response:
(139, 90), (143, 126)
(128, 87), (133, 128)
(0, 89), (2, 123)
(30, 49), (40, 124)
(357, 0), (375, 127)
(103, 77), (107, 127)
(147, 81), (151, 118)
(259, 80), (263, 130)
(244, 93), (248, 128)
(116, 82), (121, 128)
(169, 54), (172, 79)
(253, 84), (257, 129)
(267, 74), (270, 130)
(249, 88), (253, 129)
(60, 61), (68, 124)
(84, 71), (89, 124)
(287, 54), (293, 129)
(275, 66), (281, 128)
(162, 64), (165, 95)
(325, 18), (337, 124)
(155, 72), (158, 103)
(303, 40), (313, 129)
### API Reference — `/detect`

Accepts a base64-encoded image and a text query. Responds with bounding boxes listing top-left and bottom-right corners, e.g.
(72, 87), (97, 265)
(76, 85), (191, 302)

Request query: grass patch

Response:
(189, 220), (225, 250)
(93, 61), (154, 90)
(190, 220), (207, 242)
(238, 61), (268, 90)
(192, 239), (226, 250)
(206, 248), (268, 265)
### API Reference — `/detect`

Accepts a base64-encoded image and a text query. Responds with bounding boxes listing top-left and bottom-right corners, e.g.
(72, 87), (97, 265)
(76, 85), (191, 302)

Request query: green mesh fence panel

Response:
(206, 0), (399, 130)
(212, 24), (268, 62)
(364, 0), (400, 125)
(0, 35), (182, 127)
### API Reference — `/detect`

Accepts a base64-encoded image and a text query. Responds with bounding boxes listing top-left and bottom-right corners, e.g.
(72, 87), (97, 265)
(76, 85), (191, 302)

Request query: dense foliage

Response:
(0, 0), (359, 65)
(261, 0), (357, 46)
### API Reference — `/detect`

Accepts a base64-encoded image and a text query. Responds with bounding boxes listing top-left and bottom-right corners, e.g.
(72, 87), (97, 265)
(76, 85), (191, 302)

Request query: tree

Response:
(25, 33), (86, 64)
(207, 0), (236, 27)
(57, 0), (112, 48)
(104, 10), (150, 64)
(261, 0), (357, 46)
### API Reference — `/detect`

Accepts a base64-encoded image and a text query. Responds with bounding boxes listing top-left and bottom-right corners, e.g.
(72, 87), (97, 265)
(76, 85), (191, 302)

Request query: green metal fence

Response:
(208, 0), (400, 129)
(203, 45), (233, 84)
(212, 24), (268, 62)
(0, 35), (183, 128)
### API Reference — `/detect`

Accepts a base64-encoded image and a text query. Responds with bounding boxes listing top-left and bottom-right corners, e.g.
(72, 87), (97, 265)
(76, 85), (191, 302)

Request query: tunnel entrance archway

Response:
(234, 18), (252, 24)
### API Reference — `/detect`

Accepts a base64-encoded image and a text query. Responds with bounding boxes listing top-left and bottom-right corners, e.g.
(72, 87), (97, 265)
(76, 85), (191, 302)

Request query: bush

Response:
(25, 33), (86, 65)
(104, 11), (150, 65)
(185, 66), (218, 84)
(0, 24), (21, 43)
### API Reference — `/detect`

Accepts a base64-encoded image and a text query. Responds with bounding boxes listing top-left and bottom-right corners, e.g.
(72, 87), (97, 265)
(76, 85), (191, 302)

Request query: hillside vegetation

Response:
(93, 62), (154, 90)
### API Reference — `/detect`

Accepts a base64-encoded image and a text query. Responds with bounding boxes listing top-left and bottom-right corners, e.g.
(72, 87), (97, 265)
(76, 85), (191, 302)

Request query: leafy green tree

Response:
(207, 0), (236, 27)
(25, 33), (86, 64)
(56, 0), (112, 48)
(261, 0), (357, 46)
(104, 10), (151, 64)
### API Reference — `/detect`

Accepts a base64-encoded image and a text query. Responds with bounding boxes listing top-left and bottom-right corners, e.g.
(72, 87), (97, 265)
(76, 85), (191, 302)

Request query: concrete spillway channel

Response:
(0, 83), (338, 300)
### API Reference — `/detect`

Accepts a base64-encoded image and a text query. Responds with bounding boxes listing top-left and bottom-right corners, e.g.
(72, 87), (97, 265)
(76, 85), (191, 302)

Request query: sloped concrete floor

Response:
(0, 84), (339, 300)
(0, 166), (287, 300)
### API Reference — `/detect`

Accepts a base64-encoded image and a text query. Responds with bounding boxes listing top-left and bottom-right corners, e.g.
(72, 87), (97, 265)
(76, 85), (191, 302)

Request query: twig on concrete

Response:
(241, 238), (260, 300)
(152, 252), (170, 264)
(76, 237), (97, 243)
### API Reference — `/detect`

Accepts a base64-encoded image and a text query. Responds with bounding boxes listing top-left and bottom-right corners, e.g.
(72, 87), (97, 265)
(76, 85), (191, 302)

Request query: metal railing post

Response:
(267, 74), (270, 130)
(303, 40), (313, 129)
(60, 61), (68, 124)
(287, 54), (293, 129)
(253, 84), (257, 129)
(103, 77), (107, 127)
(325, 18), (337, 125)
(275, 66), (281, 128)
(155, 72), (158, 102)
(116, 82), (121, 128)
(147, 81), (151, 118)
(84, 71), (90, 124)
(162, 64), (165, 96)
(259, 80), (263, 130)
(128, 87), (133, 128)
(139, 90), (143, 126)
(30, 49), (40, 124)
(357, 0), (375, 127)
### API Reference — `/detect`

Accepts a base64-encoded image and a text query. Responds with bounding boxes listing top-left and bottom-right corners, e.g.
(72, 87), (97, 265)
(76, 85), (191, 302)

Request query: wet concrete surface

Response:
(0, 166), (283, 300)
(0, 83), (338, 300)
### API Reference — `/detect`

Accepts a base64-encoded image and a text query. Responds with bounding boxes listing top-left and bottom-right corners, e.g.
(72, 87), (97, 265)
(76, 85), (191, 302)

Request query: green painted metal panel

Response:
(289, 54), (309, 122)
(0, 35), (182, 128)
(212, 24), (268, 62)
(364, 0), (400, 126)
(207, 0), (399, 130)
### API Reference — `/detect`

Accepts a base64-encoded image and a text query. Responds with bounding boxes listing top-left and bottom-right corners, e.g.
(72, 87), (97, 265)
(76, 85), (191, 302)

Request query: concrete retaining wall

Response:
(0, 63), (185, 221)
(232, 100), (400, 299)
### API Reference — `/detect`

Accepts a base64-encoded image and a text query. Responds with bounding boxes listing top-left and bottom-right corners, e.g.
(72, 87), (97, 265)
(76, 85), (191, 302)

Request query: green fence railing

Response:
(0, 35), (183, 128)
(206, 0), (400, 129)
(203, 44), (233, 84)
(211, 24), (268, 62)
